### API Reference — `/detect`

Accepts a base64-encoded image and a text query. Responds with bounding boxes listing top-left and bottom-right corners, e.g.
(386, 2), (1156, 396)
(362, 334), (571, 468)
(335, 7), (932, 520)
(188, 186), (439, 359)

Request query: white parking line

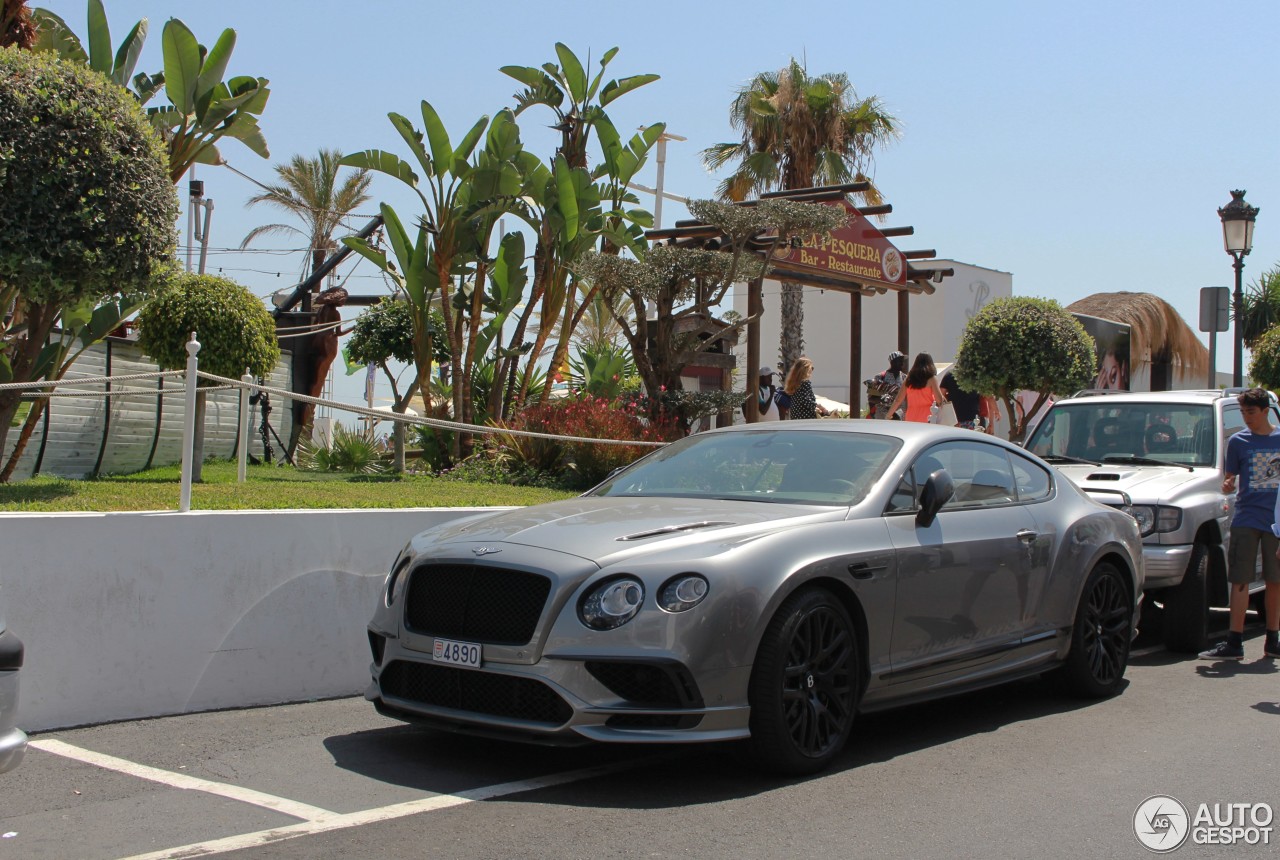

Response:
(30, 739), (340, 823)
(113, 759), (641, 860)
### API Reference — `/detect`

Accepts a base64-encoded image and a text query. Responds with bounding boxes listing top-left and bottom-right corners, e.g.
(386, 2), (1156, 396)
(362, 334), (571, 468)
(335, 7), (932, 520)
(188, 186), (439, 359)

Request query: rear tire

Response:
(747, 588), (859, 775)
(1053, 562), (1132, 698)
(1164, 544), (1210, 654)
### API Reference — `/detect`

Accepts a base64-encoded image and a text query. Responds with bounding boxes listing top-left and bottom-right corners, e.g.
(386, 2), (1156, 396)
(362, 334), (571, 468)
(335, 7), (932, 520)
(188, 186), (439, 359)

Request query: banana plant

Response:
(32, 1), (147, 89)
(32, 5), (271, 182)
(149, 19), (269, 182)
(0, 292), (154, 482)
(342, 203), (437, 414)
(341, 101), (491, 439)
(501, 43), (658, 169)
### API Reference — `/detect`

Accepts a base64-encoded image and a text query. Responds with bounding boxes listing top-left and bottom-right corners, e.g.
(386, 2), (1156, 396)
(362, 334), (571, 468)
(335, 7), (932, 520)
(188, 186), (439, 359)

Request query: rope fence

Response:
(4, 332), (670, 511)
(194, 369), (667, 448)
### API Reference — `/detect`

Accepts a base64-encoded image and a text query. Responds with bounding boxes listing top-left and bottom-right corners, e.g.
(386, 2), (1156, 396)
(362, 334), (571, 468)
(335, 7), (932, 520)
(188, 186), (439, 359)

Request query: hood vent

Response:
(617, 521), (735, 542)
(1086, 472), (1122, 481)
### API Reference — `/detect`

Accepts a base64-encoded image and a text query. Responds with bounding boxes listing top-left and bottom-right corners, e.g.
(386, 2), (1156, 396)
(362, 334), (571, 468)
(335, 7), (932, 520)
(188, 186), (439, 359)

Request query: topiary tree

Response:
(1248, 325), (1280, 391)
(0, 45), (177, 469)
(345, 298), (447, 473)
(953, 296), (1096, 442)
(136, 273), (279, 480)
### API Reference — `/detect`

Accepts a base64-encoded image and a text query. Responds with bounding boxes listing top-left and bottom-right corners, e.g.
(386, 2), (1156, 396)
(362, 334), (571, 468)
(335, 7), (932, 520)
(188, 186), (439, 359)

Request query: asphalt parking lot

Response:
(3, 626), (1279, 860)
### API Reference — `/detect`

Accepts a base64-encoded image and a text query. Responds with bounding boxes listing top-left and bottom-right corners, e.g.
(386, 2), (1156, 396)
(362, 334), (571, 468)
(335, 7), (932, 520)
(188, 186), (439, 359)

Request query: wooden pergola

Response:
(646, 182), (951, 420)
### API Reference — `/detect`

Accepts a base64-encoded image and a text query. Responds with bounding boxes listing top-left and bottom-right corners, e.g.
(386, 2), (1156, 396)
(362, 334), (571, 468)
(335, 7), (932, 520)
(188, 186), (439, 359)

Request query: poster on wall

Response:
(1072, 313), (1132, 391)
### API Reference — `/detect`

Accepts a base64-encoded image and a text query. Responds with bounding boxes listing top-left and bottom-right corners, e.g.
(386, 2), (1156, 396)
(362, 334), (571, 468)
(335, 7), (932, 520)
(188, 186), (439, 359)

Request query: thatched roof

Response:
(1066, 292), (1208, 374)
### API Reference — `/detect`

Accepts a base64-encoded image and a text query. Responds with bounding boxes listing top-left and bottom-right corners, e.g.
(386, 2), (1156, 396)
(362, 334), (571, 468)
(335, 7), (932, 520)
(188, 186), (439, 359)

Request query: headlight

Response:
(579, 576), (645, 630)
(658, 574), (709, 612)
(1124, 504), (1182, 537)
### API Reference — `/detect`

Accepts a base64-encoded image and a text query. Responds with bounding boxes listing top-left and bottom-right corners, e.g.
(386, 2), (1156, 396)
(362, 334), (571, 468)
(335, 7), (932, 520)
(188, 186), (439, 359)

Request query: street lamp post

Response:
(1218, 190), (1259, 387)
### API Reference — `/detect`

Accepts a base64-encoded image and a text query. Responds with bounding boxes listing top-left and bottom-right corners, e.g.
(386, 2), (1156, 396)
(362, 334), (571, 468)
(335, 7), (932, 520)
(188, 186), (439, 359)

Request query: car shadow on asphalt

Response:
(324, 676), (1111, 805)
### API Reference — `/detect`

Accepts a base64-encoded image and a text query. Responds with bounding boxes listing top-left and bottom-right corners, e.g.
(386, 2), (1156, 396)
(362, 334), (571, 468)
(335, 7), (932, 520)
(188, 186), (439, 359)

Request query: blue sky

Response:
(41, 0), (1280, 407)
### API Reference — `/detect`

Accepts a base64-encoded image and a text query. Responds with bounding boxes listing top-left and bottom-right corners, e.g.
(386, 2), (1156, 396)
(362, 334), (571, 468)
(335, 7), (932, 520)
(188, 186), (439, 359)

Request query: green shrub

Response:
(136, 273), (280, 381)
(0, 46), (177, 306)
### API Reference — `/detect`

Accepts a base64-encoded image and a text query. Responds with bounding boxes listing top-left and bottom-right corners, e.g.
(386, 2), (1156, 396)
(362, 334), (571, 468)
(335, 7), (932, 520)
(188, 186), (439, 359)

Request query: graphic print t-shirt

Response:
(1225, 427), (1280, 531)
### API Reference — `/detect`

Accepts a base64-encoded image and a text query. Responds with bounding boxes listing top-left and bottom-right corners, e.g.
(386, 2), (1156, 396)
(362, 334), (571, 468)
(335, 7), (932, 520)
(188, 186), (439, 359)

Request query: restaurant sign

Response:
(768, 199), (907, 290)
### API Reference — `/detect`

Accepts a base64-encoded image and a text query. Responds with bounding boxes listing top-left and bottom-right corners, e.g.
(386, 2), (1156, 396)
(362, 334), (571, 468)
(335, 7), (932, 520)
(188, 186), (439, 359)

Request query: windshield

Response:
(1025, 402), (1215, 467)
(591, 429), (902, 505)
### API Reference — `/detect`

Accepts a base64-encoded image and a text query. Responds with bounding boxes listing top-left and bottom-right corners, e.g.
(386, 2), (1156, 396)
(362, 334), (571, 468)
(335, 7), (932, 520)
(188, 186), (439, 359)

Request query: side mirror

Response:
(916, 468), (954, 527)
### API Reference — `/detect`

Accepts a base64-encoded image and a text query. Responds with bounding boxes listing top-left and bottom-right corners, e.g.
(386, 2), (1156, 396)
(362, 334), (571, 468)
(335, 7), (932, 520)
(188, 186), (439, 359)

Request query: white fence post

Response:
(179, 332), (200, 512)
(238, 368), (254, 483)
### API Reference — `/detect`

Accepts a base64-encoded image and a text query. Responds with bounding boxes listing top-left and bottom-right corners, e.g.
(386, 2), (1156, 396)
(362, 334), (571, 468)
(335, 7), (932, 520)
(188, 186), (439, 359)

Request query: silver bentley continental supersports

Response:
(366, 421), (1143, 774)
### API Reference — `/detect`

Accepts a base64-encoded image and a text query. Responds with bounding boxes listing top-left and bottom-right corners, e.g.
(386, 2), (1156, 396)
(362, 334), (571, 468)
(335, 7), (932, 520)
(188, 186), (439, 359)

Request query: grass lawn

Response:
(0, 460), (578, 513)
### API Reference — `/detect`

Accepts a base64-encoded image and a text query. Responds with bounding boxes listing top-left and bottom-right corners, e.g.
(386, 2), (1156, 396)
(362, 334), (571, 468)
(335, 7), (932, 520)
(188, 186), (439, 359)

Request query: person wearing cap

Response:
(744, 365), (782, 422)
(864, 351), (908, 420)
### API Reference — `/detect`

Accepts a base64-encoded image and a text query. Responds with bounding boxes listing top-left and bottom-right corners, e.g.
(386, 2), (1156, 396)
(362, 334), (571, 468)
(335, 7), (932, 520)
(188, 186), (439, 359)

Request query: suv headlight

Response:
(1124, 504), (1182, 536)
(579, 576), (645, 630)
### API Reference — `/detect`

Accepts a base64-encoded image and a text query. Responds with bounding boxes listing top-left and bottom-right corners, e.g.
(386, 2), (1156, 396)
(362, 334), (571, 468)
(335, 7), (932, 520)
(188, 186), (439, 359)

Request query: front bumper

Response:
(1142, 544), (1192, 589)
(367, 630), (752, 746)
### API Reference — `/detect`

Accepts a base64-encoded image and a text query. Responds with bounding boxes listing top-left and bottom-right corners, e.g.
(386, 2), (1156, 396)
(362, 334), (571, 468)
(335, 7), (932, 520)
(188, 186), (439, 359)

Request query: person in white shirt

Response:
(745, 366), (781, 422)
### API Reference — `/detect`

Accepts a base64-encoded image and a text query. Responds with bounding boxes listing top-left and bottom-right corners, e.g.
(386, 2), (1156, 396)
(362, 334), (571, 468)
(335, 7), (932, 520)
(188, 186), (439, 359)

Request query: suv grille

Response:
(404, 564), (551, 645)
(379, 660), (572, 726)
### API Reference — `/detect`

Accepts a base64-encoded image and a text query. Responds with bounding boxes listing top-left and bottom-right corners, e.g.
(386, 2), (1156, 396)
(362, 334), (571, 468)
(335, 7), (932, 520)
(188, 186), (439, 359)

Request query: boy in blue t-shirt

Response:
(1200, 389), (1280, 660)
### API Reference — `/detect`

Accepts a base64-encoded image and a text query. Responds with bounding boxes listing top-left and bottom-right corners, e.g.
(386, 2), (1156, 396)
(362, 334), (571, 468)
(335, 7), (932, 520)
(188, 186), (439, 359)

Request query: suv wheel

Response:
(1164, 543), (1210, 654)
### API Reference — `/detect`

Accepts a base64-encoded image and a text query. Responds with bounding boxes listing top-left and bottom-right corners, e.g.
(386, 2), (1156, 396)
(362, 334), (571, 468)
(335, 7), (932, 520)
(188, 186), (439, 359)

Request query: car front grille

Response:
(404, 564), (551, 645)
(379, 660), (572, 726)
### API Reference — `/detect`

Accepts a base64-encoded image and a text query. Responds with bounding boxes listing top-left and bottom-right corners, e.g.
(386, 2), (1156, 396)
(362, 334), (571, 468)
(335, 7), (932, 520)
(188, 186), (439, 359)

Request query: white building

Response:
(733, 259), (1012, 412)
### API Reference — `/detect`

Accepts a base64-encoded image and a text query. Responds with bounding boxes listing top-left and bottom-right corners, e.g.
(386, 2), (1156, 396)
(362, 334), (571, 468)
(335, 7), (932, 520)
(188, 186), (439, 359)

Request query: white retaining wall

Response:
(0, 508), (498, 732)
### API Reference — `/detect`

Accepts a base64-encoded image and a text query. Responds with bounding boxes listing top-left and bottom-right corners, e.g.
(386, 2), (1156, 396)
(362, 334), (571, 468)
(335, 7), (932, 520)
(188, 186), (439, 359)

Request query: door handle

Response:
(1016, 529), (1038, 544)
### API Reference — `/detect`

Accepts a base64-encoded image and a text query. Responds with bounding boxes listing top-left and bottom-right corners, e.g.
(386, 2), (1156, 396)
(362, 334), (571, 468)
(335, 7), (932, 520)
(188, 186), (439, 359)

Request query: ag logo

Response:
(1134, 795), (1190, 852)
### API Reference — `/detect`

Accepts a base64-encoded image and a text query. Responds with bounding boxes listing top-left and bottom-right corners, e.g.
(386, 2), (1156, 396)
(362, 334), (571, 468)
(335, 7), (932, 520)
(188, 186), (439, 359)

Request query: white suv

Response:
(1025, 389), (1273, 653)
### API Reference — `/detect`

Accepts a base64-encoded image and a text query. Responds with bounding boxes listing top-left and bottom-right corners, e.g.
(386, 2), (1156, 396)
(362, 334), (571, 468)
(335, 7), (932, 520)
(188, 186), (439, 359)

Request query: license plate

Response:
(433, 637), (482, 669)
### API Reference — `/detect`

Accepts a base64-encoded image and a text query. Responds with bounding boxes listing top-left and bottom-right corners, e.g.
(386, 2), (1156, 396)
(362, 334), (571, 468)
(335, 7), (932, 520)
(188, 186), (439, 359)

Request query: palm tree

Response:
(242, 149), (371, 452)
(1237, 266), (1280, 350)
(571, 279), (631, 354)
(703, 60), (899, 371)
(241, 148), (373, 279)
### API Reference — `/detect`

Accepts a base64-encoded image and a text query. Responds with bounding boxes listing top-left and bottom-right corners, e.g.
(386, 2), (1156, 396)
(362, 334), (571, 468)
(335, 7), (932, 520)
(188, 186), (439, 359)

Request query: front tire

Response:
(1054, 562), (1132, 698)
(747, 588), (860, 775)
(1164, 544), (1210, 654)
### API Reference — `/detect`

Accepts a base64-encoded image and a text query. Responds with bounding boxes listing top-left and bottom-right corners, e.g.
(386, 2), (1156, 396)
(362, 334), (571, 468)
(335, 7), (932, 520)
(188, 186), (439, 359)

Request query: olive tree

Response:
(345, 298), (447, 472)
(952, 296), (1096, 442)
(574, 198), (848, 431)
(0, 46), (177, 469)
(136, 273), (279, 480)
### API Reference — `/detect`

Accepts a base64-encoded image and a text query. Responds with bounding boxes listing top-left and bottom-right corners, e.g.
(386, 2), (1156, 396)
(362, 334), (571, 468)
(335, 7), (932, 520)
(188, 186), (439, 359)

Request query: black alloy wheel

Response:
(1055, 563), (1132, 698)
(747, 588), (859, 774)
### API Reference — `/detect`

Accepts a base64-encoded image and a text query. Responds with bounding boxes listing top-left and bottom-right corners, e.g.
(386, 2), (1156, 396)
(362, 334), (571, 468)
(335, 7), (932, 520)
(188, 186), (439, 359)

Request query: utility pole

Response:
(627, 130), (688, 229)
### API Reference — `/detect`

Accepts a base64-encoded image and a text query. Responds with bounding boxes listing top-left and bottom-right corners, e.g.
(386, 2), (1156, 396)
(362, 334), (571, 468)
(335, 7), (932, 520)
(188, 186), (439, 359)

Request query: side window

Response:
(1010, 452), (1052, 501)
(918, 441), (1017, 509)
(886, 474), (916, 513)
(1221, 406), (1244, 457)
